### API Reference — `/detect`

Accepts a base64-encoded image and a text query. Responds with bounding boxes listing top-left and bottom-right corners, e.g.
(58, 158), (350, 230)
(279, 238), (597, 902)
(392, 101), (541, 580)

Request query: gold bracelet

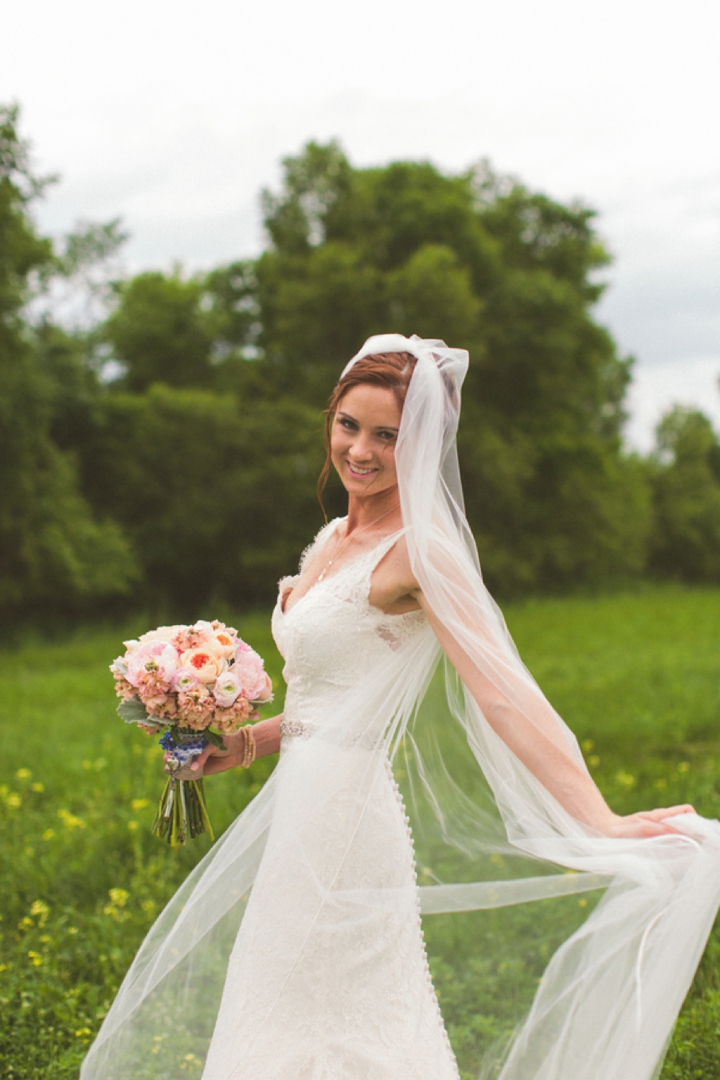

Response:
(240, 725), (256, 768)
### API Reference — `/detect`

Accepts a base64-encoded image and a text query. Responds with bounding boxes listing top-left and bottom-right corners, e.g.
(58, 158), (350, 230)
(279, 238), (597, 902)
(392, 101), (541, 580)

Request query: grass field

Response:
(1, 586), (719, 1079)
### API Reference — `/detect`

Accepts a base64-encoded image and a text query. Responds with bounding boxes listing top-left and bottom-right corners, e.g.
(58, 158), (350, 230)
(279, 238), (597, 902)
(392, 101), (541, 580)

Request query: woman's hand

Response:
(164, 714), (284, 777)
(602, 804), (697, 839)
(196, 729), (249, 776)
(162, 731), (244, 777)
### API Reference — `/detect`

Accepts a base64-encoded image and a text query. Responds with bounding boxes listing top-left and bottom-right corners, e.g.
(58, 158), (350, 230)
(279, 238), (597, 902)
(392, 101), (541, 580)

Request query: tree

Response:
(79, 385), (324, 608)
(0, 103), (136, 617)
(648, 407), (720, 581)
(252, 141), (648, 594)
(103, 270), (215, 391)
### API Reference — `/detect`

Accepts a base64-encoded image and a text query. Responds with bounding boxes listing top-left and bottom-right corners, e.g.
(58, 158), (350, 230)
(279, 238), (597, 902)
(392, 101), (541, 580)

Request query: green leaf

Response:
(116, 698), (154, 725)
(205, 728), (228, 751)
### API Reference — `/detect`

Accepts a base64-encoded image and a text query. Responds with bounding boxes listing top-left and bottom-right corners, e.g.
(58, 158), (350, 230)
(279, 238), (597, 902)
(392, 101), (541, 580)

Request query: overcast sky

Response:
(3, 0), (719, 449)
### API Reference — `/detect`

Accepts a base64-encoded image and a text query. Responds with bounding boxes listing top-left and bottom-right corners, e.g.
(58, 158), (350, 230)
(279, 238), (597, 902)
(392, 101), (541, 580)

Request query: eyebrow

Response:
(337, 410), (399, 432)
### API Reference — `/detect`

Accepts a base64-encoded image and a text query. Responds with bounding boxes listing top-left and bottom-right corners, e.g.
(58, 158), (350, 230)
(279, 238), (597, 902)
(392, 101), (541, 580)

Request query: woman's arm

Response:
(413, 588), (694, 838)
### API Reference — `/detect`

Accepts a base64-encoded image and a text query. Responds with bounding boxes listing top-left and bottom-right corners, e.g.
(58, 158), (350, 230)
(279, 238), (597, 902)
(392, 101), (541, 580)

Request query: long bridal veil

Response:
(81, 335), (720, 1080)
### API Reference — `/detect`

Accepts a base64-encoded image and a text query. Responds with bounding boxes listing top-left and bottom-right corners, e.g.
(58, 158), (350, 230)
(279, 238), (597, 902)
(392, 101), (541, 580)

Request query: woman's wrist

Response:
(249, 713), (283, 759)
(200, 714), (284, 776)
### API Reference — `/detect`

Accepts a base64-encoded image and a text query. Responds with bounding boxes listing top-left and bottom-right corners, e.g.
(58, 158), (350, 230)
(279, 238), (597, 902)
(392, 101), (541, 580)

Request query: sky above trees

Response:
(1, 0), (719, 448)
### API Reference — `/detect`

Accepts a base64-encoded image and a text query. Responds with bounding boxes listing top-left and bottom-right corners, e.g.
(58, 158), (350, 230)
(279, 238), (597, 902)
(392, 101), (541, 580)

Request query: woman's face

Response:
(330, 384), (401, 498)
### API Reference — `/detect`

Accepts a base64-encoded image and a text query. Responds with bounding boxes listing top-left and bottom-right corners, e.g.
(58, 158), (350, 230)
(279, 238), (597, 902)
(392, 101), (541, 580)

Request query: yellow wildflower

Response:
(58, 809), (86, 830)
(30, 900), (50, 924)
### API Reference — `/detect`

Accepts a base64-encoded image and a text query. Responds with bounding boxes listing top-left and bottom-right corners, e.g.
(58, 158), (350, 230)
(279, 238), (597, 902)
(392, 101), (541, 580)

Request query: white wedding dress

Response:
(81, 335), (720, 1080)
(202, 522), (460, 1080)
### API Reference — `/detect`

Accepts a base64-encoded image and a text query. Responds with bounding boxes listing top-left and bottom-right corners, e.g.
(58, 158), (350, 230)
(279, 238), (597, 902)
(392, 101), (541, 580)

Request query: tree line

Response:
(2, 104), (720, 626)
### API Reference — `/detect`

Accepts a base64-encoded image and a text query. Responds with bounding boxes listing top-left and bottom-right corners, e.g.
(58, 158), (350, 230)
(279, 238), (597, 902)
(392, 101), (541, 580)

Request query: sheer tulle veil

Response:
(81, 334), (720, 1080)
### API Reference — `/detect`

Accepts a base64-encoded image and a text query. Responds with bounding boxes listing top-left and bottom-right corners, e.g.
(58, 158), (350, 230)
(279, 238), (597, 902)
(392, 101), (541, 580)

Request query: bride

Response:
(81, 335), (720, 1080)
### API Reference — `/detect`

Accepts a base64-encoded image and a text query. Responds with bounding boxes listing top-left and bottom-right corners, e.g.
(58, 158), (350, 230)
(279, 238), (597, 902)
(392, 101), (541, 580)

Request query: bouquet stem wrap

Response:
(153, 732), (214, 846)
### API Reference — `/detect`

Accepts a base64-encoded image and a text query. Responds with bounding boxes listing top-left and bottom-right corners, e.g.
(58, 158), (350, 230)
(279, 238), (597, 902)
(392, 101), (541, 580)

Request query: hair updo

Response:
(317, 351), (417, 515)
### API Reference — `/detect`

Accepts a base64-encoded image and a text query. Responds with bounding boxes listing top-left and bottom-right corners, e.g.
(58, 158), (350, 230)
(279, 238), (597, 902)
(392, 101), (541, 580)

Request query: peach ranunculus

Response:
(179, 648), (227, 684)
(205, 630), (238, 660)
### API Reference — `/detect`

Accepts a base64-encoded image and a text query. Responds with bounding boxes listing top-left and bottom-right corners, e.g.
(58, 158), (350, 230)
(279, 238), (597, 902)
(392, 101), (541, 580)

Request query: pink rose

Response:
(127, 641), (178, 688)
(232, 650), (263, 698)
(254, 671), (273, 703)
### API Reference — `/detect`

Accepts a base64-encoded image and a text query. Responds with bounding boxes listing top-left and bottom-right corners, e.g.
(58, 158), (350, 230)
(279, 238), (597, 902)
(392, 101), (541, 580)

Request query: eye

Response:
(338, 417), (357, 431)
(377, 430), (396, 442)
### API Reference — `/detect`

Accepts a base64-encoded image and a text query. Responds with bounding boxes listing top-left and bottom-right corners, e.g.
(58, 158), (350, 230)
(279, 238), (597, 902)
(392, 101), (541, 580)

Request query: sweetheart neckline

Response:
(279, 524), (415, 619)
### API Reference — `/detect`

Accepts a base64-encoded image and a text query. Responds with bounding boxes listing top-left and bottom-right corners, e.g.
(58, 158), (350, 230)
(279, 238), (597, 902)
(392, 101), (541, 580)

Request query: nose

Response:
(349, 431), (374, 460)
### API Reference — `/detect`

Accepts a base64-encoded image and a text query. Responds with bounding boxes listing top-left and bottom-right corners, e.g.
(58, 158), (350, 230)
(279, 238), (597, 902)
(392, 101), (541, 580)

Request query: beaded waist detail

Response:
(279, 718), (316, 739)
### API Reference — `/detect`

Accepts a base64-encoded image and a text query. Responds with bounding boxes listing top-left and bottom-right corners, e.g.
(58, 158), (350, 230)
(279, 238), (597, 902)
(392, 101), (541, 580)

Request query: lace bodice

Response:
(271, 520), (428, 732)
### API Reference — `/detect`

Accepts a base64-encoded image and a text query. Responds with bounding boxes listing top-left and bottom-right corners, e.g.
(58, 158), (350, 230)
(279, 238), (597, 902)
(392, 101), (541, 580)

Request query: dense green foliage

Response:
(649, 406), (720, 581)
(1, 587), (719, 1078)
(0, 106), (135, 617)
(2, 104), (720, 622)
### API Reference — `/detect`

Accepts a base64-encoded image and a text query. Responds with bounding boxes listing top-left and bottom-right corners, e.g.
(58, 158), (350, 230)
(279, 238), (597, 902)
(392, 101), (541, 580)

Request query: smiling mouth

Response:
(346, 462), (378, 478)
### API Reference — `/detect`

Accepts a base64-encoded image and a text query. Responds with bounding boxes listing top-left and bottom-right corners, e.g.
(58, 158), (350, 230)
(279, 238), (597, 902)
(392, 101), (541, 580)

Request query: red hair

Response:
(317, 351), (417, 516)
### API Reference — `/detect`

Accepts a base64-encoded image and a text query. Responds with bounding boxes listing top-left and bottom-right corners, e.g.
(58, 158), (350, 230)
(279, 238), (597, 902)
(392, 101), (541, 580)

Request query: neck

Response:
(345, 486), (401, 534)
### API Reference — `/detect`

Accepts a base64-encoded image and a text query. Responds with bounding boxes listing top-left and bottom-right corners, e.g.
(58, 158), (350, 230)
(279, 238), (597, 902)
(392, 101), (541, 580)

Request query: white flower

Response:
(172, 666), (201, 693)
(213, 671), (242, 708)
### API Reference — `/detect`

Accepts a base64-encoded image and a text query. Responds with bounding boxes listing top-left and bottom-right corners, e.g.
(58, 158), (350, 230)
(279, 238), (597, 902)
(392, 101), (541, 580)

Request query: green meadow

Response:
(1, 586), (719, 1079)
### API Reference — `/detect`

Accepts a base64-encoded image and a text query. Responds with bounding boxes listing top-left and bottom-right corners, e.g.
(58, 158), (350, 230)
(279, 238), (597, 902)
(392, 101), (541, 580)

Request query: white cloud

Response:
(625, 356), (720, 452)
(3, 0), (719, 444)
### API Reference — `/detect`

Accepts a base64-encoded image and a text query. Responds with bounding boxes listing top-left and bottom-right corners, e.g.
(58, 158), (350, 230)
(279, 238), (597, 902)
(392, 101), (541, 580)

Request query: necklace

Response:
(316, 503), (400, 583)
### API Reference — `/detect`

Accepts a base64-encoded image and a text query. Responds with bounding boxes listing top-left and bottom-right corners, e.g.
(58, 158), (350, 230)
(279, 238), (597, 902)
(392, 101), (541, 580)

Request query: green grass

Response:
(1, 586), (719, 1079)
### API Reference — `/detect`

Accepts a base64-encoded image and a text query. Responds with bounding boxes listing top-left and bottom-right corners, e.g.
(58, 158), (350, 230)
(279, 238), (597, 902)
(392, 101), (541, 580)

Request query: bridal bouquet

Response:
(110, 620), (272, 846)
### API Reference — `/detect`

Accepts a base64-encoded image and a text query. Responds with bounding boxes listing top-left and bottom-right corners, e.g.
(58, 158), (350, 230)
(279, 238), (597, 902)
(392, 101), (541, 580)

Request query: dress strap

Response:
(354, 527), (408, 589)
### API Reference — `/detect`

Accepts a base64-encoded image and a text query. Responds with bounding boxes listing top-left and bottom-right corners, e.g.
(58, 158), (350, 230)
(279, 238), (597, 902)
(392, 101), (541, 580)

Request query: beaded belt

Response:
(279, 717), (388, 752)
(279, 718), (316, 739)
